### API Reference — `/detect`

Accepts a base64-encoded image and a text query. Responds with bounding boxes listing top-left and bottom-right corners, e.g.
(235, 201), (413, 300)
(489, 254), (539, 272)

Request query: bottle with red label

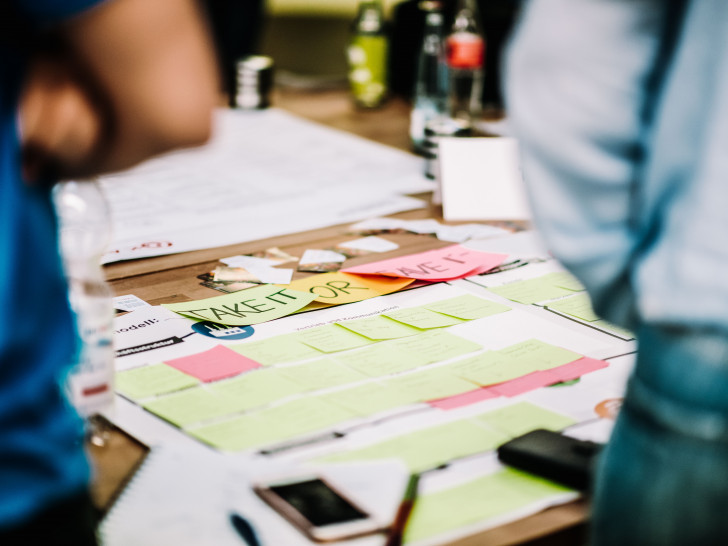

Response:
(445, 0), (485, 127)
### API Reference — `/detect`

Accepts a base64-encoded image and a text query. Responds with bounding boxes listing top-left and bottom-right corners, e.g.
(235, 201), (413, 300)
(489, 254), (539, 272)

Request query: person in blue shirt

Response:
(505, 0), (728, 543)
(1, 1), (219, 544)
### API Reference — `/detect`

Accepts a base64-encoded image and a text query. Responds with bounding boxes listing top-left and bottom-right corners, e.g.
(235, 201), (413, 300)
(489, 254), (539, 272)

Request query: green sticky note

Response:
(320, 382), (420, 416)
(392, 330), (482, 365)
(338, 315), (423, 340)
(425, 295), (511, 320)
(384, 307), (465, 329)
(547, 293), (599, 322)
(384, 368), (479, 402)
(142, 387), (245, 428)
(447, 351), (538, 386)
(404, 469), (572, 544)
(334, 343), (430, 376)
(489, 278), (574, 304)
(189, 413), (278, 452)
(318, 420), (508, 474)
(279, 358), (369, 391)
(594, 319), (635, 339)
(229, 333), (322, 365)
(252, 397), (358, 442)
(116, 363), (199, 400)
(162, 285), (317, 325)
(208, 368), (309, 411)
(498, 339), (581, 371)
(296, 324), (376, 353)
(470, 401), (577, 439)
(540, 271), (585, 292)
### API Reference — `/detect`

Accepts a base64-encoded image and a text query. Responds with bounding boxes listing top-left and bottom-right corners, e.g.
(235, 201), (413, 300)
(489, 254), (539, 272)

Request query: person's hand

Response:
(19, 56), (104, 183)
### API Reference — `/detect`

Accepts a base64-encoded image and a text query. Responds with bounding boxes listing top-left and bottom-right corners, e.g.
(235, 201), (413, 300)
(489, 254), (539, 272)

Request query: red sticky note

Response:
(428, 388), (499, 410)
(165, 345), (261, 382)
(342, 244), (506, 281)
(488, 370), (561, 397)
(553, 357), (609, 382)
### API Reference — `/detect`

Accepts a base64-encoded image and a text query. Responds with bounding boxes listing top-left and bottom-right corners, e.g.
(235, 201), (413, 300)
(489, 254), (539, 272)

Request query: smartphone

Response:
(253, 474), (388, 542)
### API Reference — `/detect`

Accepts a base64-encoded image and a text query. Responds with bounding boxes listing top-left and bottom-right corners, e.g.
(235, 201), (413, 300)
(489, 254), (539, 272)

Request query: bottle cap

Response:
(233, 55), (274, 109)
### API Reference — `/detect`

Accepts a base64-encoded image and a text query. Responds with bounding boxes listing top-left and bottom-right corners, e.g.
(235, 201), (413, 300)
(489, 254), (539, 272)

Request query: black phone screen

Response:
(270, 478), (369, 527)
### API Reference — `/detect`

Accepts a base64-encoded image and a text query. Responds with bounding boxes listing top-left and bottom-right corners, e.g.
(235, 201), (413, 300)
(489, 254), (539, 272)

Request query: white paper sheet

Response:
(98, 108), (434, 263)
(439, 137), (531, 221)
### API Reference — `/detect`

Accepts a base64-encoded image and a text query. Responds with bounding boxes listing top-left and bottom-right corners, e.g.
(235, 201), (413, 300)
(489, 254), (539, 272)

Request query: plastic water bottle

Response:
(446, 0), (485, 128)
(347, 0), (389, 108)
(409, 1), (448, 153)
(53, 179), (115, 446)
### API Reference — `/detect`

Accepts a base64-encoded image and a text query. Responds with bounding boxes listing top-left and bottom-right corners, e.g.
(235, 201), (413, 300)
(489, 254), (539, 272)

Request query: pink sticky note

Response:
(428, 388), (499, 410)
(165, 345), (261, 382)
(553, 357), (609, 382)
(342, 245), (507, 281)
(488, 370), (561, 397)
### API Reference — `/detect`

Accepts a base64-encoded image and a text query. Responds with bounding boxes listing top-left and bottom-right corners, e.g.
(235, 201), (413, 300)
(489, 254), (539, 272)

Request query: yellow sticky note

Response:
(162, 285), (317, 325)
(318, 420), (507, 473)
(470, 401), (576, 439)
(279, 358), (369, 391)
(189, 413), (278, 452)
(488, 278), (574, 305)
(384, 307), (465, 329)
(384, 368), (479, 402)
(116, 363), (199, 400)
(540, 271), (585, 292)
(229, 333), (322, 365)
(296, 324), (375, 353)
(404, 469), (572, 543)
(338, 315), (423, 340)
(208, 368), (309, 411)
(425, 294), (511, 320)
(448, 351), (538, 386)
(287, 272), (413, 304)
(320, 382), (420, 416)
(547, 293), (600, 322)
(142, 387), (245, 428)
(497, 339), (581, 371)
(392, 330), (482, 365)
(335, 343), (431, 376)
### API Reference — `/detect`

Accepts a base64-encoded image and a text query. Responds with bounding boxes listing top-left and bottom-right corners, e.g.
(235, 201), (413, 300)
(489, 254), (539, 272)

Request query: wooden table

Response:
(91, 86), (588, 545)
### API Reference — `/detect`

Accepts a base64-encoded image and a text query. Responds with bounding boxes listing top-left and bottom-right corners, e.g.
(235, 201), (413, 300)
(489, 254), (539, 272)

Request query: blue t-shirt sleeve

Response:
(11, 0), (106, 25)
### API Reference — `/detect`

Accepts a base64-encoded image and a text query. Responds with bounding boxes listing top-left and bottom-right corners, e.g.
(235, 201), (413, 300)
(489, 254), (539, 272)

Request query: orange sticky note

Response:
(287, 272), (414, 304)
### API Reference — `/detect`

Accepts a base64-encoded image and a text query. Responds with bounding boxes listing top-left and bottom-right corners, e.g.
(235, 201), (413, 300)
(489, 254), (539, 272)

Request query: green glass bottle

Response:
(347, 0), (389, 108)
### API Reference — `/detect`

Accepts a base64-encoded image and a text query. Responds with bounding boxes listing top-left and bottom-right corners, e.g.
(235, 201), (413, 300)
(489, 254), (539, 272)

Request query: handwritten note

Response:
(338, 315), (422, 340)
(208, 368), (309, 411)
(278, 358), (369, 391)
(116, 363), (199, 401)
(547, 293), (599, 322)
(342, 244), (506, 281)
(488, 278), (574, 305)
(296, 325), (375, 353)
(471, 401), (576, 439)
(384, 307), (465, 329)
(162, 285), (317, 325)
(383, 368), (479, 402)
(230, 333), (322, 365)
(318, 420), (507, 473)
(425, 294), (511, 320)
(142, 388), (245, 428)
(164, 345), (261, 382)
(287, 272), (413, 304)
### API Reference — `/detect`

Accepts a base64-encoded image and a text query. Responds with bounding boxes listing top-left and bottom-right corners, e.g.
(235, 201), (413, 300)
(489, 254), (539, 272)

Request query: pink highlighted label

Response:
(165, 345), (261, 382)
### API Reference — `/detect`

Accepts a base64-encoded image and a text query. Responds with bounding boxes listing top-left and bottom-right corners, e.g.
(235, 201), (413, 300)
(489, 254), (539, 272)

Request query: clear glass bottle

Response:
(409, 1), (448, 154)
(53, 179), (115, 445)
(347, 0), (389, 108)
(445, 0), (485, 127)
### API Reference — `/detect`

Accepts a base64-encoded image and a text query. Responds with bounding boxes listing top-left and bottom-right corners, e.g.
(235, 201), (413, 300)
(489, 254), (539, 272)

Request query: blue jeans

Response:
(591, 324), (728, 545)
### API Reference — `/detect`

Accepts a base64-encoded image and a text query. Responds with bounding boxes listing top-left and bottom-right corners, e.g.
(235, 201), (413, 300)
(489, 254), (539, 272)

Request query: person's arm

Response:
(503, 0), (680, 328)
(20, 0), (221, 180)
